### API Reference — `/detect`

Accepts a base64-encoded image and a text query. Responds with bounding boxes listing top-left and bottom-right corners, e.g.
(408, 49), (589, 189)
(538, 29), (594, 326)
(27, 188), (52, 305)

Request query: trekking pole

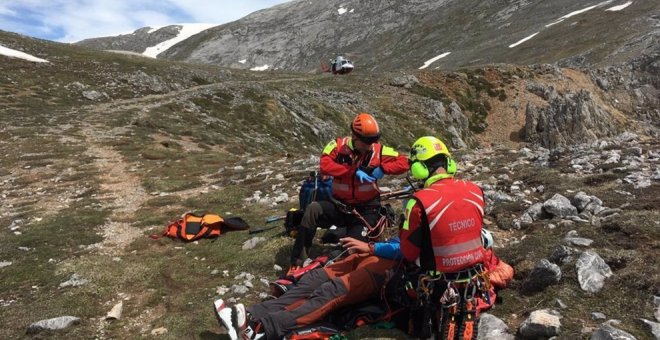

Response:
(265, 215), (286, 223)
(379, 188), (412, 201)
(379, 182), (418, 201)
(248, 225), (280, 234)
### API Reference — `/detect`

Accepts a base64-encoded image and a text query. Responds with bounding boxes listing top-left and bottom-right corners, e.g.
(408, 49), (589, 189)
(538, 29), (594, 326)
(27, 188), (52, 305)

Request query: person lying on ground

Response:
(214, 236), (401, 340)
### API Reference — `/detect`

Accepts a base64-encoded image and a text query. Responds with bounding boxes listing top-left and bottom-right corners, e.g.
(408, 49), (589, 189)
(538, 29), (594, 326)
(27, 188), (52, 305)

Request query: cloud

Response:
(0, 0), (291, 42)
(166, 0), (291, 23)
(0, 6), (17, 16)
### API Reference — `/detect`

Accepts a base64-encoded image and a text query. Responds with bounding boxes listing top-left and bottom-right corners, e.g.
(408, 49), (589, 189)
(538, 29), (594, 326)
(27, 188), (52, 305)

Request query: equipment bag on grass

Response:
(153, 212), (249, 242)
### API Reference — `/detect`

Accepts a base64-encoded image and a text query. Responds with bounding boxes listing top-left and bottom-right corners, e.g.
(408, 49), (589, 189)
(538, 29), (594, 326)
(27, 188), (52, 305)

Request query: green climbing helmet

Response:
(409, 136), (457, 180)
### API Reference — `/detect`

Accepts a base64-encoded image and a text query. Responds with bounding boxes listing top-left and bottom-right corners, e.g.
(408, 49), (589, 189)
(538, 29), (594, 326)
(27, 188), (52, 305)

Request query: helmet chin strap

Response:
(424, 172), (453, 187)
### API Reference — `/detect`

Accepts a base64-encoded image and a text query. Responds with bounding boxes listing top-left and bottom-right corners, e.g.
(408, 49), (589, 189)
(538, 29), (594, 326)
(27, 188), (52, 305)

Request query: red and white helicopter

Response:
(320, 55), (354, 75)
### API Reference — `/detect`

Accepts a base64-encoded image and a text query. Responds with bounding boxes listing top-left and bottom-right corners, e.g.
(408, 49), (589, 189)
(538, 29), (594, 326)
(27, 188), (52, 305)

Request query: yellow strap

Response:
(402, 199), (417, 230)
(322, 140), (338, 155)
(202, 214), (223, 225)
(185, 215), (204, 223)
(424, 173), (453, 187)
(381, 146), (399, 157)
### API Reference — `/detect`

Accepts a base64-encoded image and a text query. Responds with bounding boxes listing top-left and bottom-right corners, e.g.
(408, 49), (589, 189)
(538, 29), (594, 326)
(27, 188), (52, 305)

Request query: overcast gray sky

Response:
(0, 0), (292, 42)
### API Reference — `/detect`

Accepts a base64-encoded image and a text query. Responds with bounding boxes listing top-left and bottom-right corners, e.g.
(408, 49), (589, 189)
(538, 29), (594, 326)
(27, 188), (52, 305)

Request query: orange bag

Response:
(152, 212), (249, 242)
(488, 260), (514, 289)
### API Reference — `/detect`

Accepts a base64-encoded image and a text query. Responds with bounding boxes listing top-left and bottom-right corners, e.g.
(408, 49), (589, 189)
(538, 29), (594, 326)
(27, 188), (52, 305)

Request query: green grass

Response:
(0, 199), (109, 338)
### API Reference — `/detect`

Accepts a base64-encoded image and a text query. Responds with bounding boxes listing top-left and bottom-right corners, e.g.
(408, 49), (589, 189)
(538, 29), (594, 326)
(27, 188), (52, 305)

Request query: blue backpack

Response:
(281, 172), (333, 238)
(299, 171), (333, 210)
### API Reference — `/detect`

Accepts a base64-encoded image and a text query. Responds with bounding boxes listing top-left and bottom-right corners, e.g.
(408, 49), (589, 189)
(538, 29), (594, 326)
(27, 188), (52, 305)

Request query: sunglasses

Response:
(354, 134), (380, 144)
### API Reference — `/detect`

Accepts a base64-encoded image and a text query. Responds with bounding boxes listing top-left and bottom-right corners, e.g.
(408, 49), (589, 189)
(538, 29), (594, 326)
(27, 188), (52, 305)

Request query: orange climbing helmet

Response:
(351, 112), (380, 144)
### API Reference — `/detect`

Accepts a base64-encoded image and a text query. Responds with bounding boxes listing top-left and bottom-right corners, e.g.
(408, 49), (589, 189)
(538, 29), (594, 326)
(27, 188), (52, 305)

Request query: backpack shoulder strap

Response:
(222, 216), (250, 231)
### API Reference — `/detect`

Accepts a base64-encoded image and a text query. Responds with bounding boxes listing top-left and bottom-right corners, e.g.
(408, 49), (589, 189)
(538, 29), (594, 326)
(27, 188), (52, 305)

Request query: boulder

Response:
(519, 309), (562, 339)
(590, 322), (636, 340)
(521, 259), (561, 294)
(565, 230), (594, 247)
(543, 194), (578, 218)
(522, 90), (621, 148)
(59, 273), (88, 288)
(549, 245), (576, 266)
(576, 251), (613, 293)
(389, 75), (419, 88)
(477, 313), (515, 340)
(26, 316), (80, 334)
(638, 318), (660, 339)
(523, 202), (550, 221)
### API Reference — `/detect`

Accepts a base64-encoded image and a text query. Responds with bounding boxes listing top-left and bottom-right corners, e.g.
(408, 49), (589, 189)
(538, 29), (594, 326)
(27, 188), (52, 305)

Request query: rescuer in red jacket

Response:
(289, 112), (409, 271)
(400, 136), (485, 274)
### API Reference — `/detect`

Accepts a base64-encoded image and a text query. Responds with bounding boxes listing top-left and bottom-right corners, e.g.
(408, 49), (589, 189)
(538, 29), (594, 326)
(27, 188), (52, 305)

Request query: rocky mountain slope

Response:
(1, 25), (659, 340)
(76, 0), (660, 73)
(75, 26), (183, 54)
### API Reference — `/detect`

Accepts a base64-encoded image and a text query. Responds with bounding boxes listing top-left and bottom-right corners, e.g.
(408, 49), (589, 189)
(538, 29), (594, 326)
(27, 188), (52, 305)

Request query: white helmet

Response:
(481, 229), (494, 249)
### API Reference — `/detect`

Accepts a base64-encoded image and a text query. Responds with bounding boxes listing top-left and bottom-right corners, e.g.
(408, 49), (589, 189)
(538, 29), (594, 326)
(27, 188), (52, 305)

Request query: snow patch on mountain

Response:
(419, 52), (451, 69)
(337, 7), (354, 15)
(606, 1), (633, 11)
(250, 65), (269, 71)
(546, 1), (614, 27)
(0, 45), (48, 63)
(509, 32), (539, 48)
(143, 23), (217, 58)
(521, 1), (623, 47)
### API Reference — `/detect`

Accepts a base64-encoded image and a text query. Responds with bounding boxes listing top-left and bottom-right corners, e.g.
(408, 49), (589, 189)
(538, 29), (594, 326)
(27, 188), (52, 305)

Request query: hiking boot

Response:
(232, 303), (264, 340)
(269, 279), (292, 297)
(213, 299), (238, 340)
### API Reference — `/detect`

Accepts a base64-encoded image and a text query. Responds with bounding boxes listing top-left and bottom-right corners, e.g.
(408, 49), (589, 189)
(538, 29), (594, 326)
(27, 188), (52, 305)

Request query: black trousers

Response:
(289, 200), (380, 265)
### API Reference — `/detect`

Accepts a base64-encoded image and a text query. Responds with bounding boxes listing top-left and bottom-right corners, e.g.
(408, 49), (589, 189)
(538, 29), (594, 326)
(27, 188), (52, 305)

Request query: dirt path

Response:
(69, 76), (316, 254)
(80, 76), (318, 115)
(78, 123), (149, 255)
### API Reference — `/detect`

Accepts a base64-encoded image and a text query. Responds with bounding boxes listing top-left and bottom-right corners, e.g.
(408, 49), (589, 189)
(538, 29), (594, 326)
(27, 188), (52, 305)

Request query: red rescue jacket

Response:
(320, 137), (408, 205)
(401, 178), (486, 273)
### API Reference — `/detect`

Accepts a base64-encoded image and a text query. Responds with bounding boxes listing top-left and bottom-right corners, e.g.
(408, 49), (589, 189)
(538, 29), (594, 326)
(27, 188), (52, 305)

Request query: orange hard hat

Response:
(351, 113), (380, 143)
